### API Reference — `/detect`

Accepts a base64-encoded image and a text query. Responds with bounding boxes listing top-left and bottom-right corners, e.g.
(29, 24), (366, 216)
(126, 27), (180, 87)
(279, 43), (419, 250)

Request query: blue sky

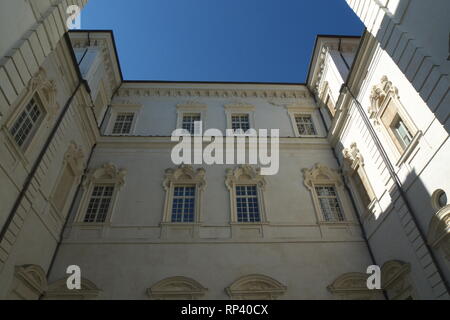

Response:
(81, 0), (363, 83)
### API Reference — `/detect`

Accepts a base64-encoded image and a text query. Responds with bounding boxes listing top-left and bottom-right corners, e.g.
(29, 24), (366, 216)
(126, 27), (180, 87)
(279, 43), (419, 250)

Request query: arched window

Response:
(225, 274), (287, 300)
(147, 276), (208, 300)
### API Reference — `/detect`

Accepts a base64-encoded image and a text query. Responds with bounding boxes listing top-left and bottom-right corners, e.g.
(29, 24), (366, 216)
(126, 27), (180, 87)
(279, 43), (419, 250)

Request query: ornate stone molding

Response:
(427, 205), (450, 259)
(64, 141), (85, 177)
(225, 274), (287, 300)
(117, 87), (309, 99)
(43, 278), (101, 300)
(302, 163), (342, 191)
(147, 276), (208, 300)
(225, 165), (266, 191)
(369, 75), (399, 120)
(12, 264), (47, 300)
(162, 165), (206, 192)
(85, 163), (127, 187)
(343, 142), (364, 170)
(327, 272), (381, 299)
(27, 68), (59, 120)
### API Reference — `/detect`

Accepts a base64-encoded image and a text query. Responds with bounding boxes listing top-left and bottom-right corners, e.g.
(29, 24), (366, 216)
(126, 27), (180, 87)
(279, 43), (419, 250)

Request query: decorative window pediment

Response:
(225, 274), (287, 300)
(381, 260), (414, 300)
(329, 260), (414, 300)
(369, 75), (398, 119)
(43, 278), (101, 300)
(302, 163), (342, 191)
(427, 205), (450, 258)
(147, 276), (208, 300)
(327, 272), (381, 300)
(85, 163), (127, 187)
(163, 165), (206, 191)
(27, 67), (59, 120)
(225, 165), (266, 191)
(8, 265), (47, 300)
(342, 143), (364, 170)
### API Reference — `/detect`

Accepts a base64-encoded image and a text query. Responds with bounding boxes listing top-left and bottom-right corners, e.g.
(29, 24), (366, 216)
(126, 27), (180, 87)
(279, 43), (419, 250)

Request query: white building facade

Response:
(0, 0), (448, 300)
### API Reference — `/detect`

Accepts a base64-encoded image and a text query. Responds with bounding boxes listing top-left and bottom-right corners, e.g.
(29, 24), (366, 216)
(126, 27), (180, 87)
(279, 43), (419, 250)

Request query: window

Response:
(343, 143), (376, 212)
(303, 163), (353, 224)
(182, 113), (201, 135)
(171, 185), (196, 223)
(315, 186), (344, 222)
(369, 76), (420, 160)
(9, 97), (44, 147)
(225, 165), (268, 224)
(84, 184), (115, 223)
(231, 114), (250, 132)
(162, 165), (206, 225)
(112, 113), (134, 135)
(236, 185), (260, 223)
(225, 104), (255, 132)
(392, 117), (413, 150)
(295, 115), (317, 136)
(76, 163), (126, 224)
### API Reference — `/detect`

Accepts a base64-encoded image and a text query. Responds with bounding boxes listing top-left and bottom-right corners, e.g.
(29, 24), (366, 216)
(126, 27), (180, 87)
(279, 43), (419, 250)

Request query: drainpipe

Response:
(336, 33), (449, 294)
(0, 33), (90, 244)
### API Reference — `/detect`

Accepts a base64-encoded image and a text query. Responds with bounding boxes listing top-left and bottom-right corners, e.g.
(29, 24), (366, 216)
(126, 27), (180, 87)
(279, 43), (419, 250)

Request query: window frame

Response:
(176, 102), (207, 134)
(75, 163), (126, 226)
(162, 165), (206, 225)
(225, 165), (268, 224)
(286, 106), (323, 137)
(224, 104), (255, 133)
(369, 76), (422, 165)
(106, 103), (141, 136)
(303, 163), (355, 225)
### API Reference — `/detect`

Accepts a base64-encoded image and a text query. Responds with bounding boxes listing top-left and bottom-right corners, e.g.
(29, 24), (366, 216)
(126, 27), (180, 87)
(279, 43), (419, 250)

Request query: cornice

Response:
(116, 86), (310, 99)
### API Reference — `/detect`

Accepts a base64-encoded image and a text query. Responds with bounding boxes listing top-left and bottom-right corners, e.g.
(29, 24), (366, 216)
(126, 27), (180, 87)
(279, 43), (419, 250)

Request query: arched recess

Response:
(7, 265), (48, 300)
(42, 278), (101, 300)
(225, 274), (287, 300)
(327, 272), (383, 300)
(147, 276), (208, 300)
(427, 205), (450, 262)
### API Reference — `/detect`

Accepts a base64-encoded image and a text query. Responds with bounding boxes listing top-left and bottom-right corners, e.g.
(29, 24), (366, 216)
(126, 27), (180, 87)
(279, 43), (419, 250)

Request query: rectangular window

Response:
(392, 117), (413, 149)
(10, 97), (44, 147)
(84, 184), (115, 223)
(112, 113), (134, 135)
(236, 185), (260, 223)
(231, 114), (250, 132)
(295, 115), (317, 136)
(315, 186), (344, 222)
(171, 185), (196, 223)
(182, 113), (201, 135)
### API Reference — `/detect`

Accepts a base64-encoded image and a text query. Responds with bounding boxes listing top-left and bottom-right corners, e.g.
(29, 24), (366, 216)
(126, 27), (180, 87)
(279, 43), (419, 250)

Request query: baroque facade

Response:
(0, 0), (448, 300)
